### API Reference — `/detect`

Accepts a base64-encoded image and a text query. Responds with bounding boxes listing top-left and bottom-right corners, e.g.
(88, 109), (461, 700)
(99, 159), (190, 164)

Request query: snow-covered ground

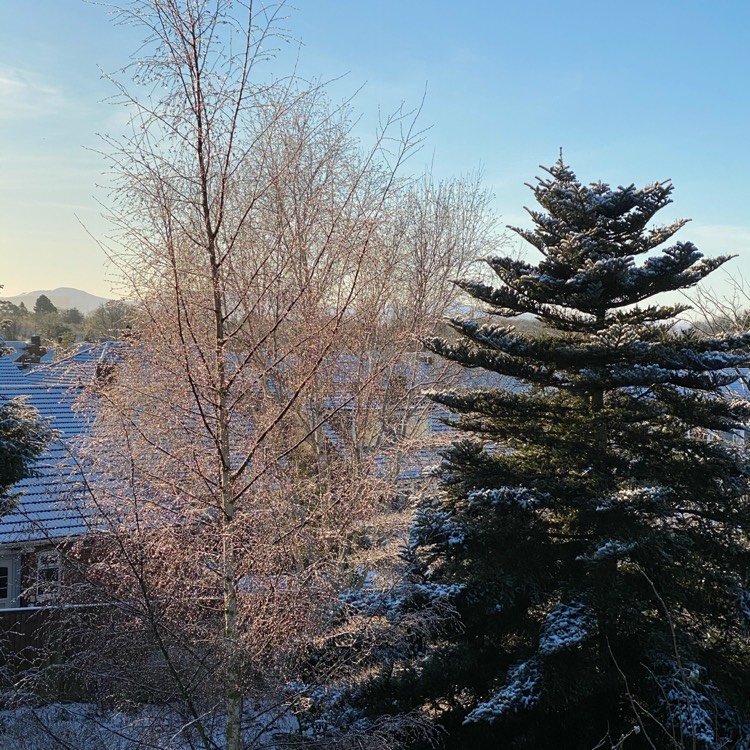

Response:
(0, 702), (298, 750)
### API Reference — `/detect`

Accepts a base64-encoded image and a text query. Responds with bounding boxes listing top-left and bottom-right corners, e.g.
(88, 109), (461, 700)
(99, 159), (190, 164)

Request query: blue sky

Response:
(2, 0), (749, 300)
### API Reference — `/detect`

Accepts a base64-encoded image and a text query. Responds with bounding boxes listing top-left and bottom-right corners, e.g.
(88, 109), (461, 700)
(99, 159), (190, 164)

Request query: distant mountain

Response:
(1, 288), (111, 314)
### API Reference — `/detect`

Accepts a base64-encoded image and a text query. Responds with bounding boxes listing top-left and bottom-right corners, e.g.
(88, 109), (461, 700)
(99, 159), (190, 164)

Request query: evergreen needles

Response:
(346, 160), (750, 749)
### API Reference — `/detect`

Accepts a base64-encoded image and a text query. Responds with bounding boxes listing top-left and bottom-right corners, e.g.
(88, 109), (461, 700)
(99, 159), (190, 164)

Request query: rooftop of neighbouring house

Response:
(0, 340), (121, 546)
(1, 338), (55, 370)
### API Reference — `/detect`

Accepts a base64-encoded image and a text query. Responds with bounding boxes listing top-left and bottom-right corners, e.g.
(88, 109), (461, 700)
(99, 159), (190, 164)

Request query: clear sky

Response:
(2, 0), (749, 299)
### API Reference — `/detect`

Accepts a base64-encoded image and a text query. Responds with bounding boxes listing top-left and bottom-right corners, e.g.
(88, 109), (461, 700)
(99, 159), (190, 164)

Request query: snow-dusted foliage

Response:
(576, 539), (637, 562)
(409, 495), (465, 550)
(595, 485), (674, 512)
(538, 601), (593, 655)
(654, 663), (743, 749)
(342, 159), (750, 748)
(663, 681), (716, 748)
(654, 661), (750, 748)
(466, 486), (549, 511)
(463, 659), (542, 725)
(339, 580), (464, 619)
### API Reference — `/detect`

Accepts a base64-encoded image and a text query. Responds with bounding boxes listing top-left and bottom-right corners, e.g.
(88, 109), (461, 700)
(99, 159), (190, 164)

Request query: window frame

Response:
(35, 549), (62, 605)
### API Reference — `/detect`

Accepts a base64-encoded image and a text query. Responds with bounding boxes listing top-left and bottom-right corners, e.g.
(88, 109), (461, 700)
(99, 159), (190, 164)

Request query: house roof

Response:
(2, 340), (55, 366)
(0, 343), (118, 546)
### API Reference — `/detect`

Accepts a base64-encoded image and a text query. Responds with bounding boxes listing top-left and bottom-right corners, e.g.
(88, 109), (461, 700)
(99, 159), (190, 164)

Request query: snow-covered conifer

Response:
(343, 160), (750, 748)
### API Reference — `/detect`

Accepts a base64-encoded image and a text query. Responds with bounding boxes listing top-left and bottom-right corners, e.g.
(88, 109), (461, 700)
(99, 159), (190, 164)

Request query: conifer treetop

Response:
(493, 158), (733, 322)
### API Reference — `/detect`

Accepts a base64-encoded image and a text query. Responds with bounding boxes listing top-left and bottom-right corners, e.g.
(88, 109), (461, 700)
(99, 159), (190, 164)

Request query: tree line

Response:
(0, 296), (131, 346)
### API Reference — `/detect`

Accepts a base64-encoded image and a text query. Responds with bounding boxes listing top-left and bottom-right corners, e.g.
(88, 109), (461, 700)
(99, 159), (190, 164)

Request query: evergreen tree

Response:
(61, 307), (83, 325)
(0, 292), (52, 498)
(0, 398), (51, 505)
(347, 161), (750, 748)
(33, 294), (57, 315)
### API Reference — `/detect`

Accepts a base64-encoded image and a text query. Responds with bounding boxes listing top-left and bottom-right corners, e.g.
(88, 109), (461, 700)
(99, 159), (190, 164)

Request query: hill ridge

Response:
(1, 288), (111, 314)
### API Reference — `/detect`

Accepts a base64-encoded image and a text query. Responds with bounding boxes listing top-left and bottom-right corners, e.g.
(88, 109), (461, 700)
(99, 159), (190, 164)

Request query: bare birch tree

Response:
(686, 272), (750, 334)
(31, 2), (504, 748)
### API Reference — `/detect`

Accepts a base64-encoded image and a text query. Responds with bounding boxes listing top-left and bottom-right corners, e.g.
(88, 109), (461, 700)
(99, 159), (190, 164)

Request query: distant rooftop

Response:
(0, 341), (121, 546)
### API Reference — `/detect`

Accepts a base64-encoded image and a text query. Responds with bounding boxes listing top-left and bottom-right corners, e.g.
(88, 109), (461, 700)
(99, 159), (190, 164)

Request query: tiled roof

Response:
(1, 340), (55, 365)
(0, 444), (90, 544)
(0, 346), (109, 546)
(0, 355), (27, 387)
(23, 342), (123, 387)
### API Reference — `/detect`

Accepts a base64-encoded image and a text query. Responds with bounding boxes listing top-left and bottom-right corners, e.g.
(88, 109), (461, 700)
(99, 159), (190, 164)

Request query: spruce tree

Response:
(350, 161), (750, 748)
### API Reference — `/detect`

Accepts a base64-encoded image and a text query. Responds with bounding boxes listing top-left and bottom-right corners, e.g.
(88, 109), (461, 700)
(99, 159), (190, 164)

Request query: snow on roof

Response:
(1, 340), (55, 365)
(0, 354), (27, 387)
(22, 342), (123, 387)
(0, 446), (91, 544)
(0, 346), (112, 546)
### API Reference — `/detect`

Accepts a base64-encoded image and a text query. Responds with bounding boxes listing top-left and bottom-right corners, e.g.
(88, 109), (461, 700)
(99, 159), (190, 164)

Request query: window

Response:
(0, 556), (20, 608)
(0, 566), (8, 600)
(36, 550), (61, 604)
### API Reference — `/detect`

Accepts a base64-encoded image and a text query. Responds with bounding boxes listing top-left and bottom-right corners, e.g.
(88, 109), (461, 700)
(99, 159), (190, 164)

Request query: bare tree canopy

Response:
(47, 2), (505, 748)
